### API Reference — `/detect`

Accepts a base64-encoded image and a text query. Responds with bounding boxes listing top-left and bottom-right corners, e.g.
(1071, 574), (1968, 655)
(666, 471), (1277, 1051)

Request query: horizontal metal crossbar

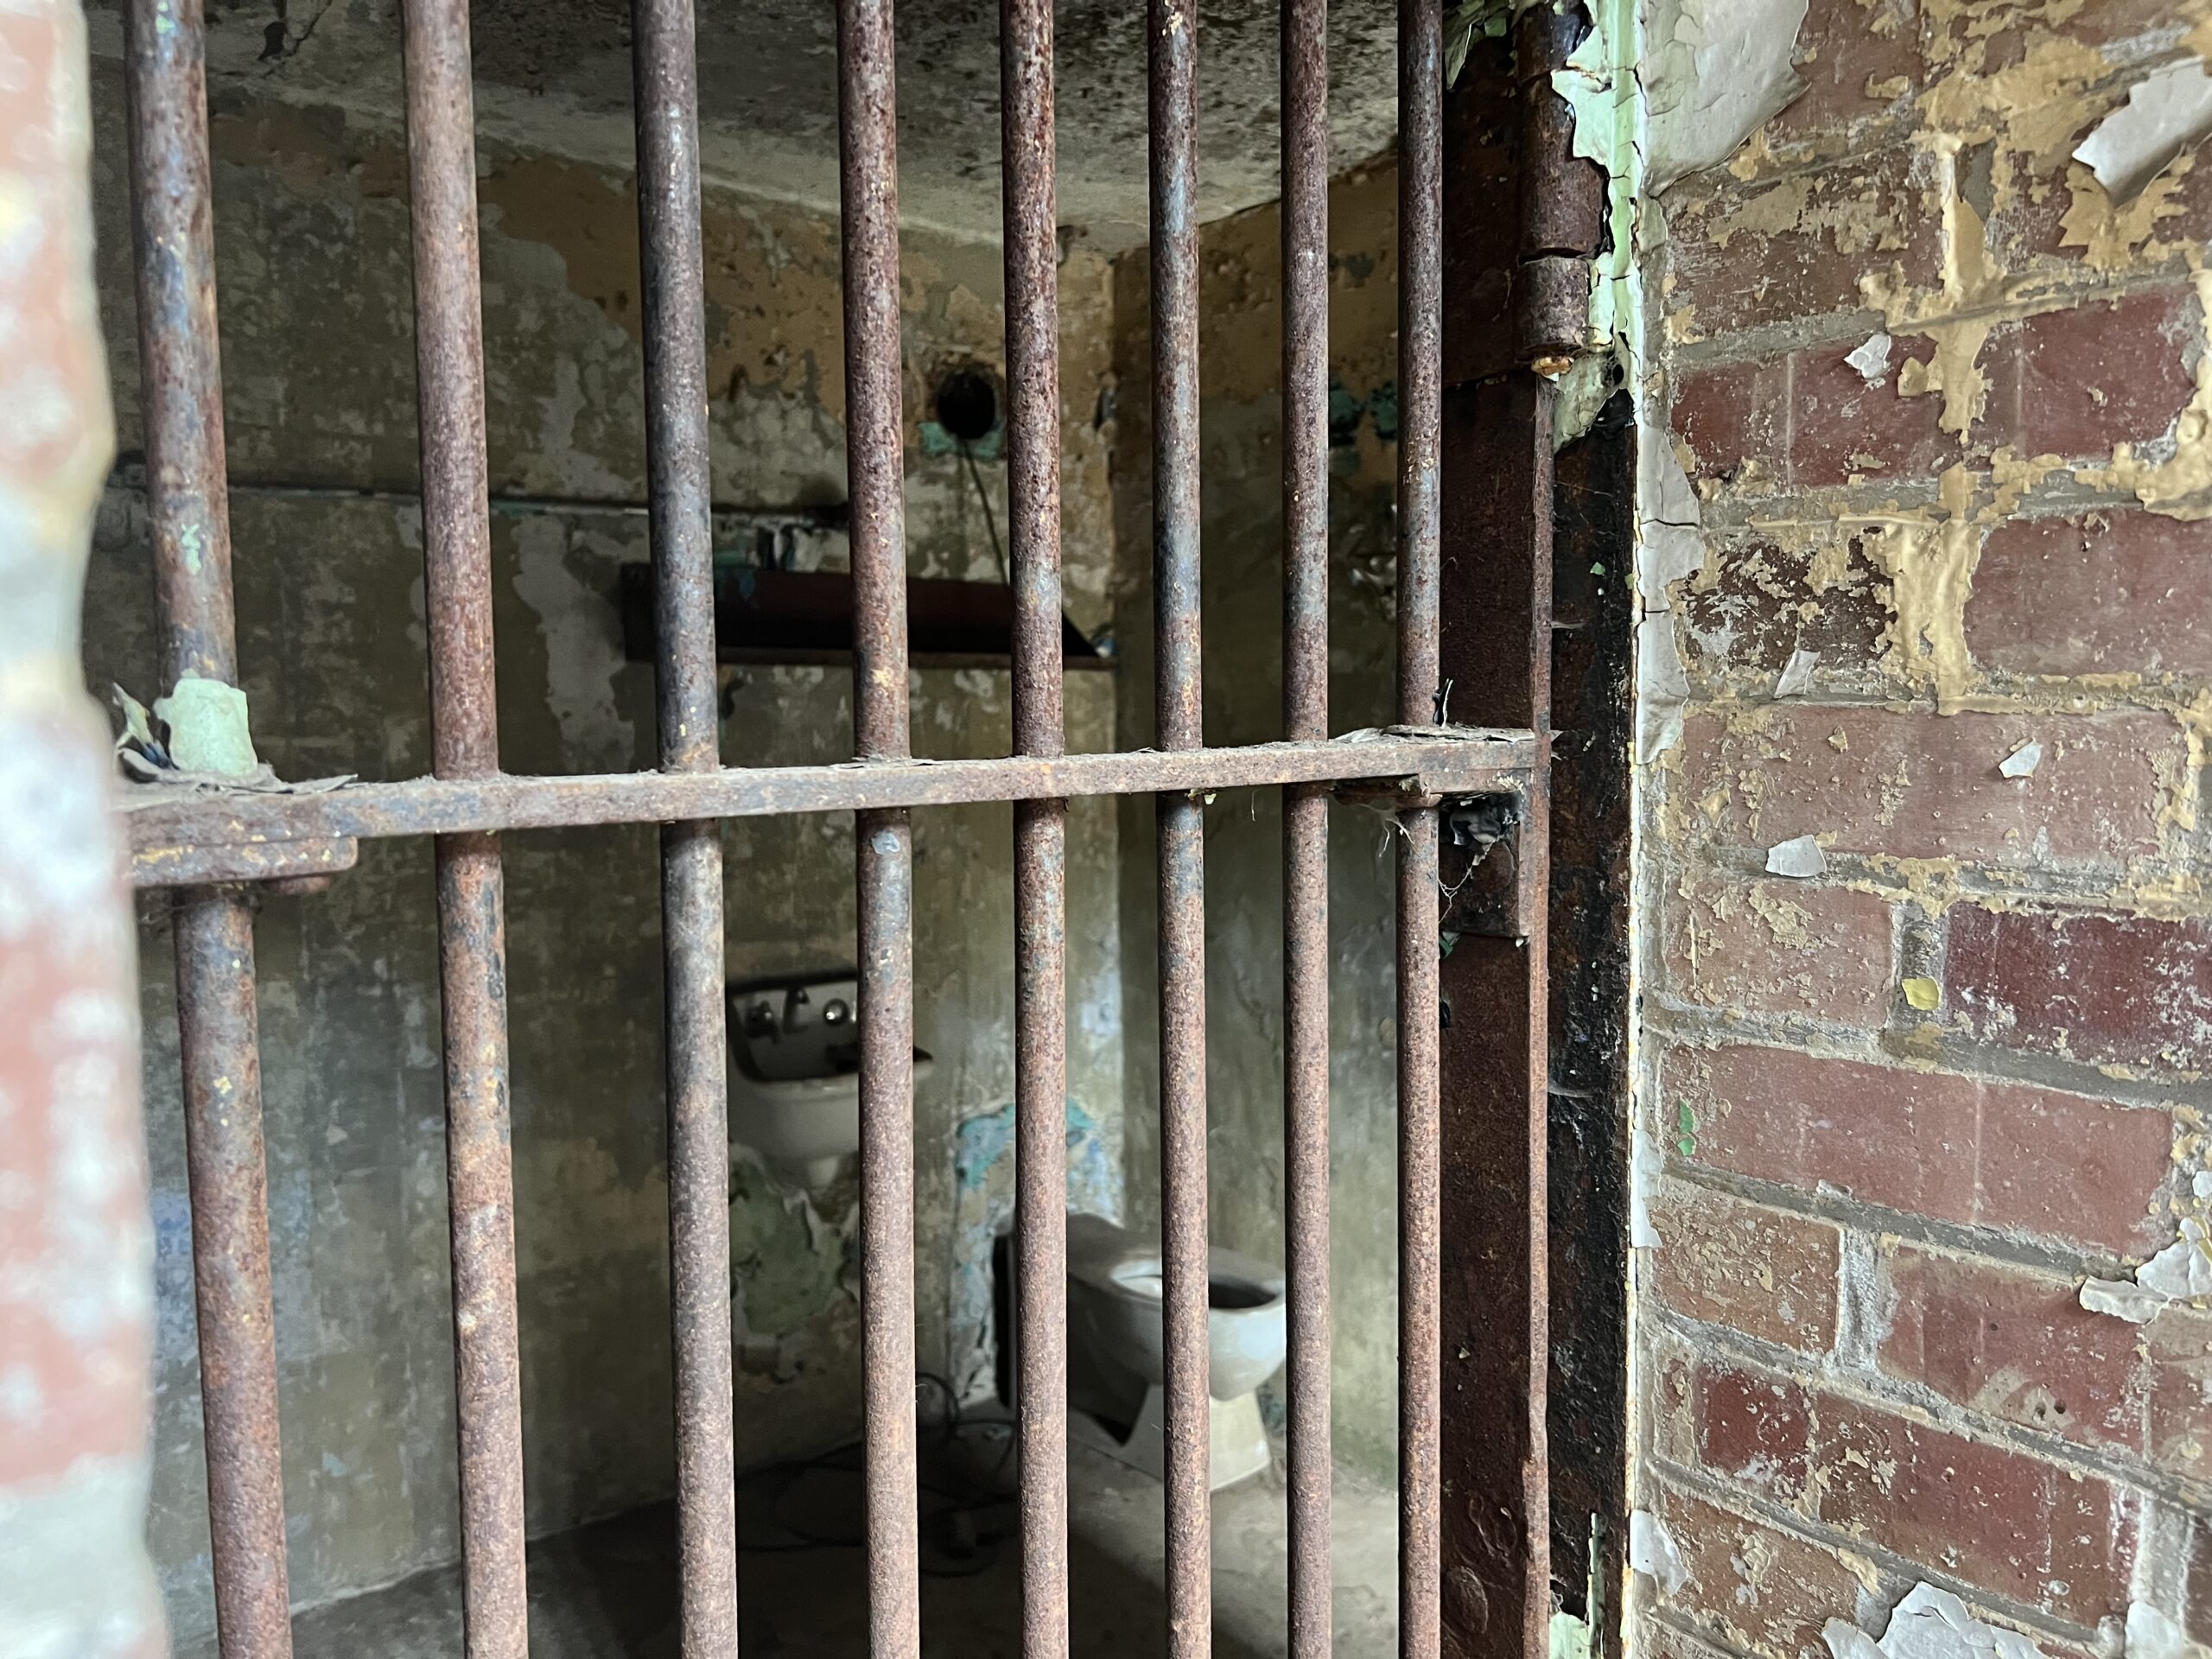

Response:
(121, 727), (1533, 885)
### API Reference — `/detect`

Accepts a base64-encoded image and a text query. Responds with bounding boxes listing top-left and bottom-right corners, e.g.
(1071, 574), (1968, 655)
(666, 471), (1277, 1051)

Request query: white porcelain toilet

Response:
(1063, 1212), (1287, 1491)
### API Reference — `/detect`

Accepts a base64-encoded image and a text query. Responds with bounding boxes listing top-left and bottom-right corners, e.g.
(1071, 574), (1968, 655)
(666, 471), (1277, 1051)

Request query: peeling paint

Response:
(2080, 269), (2212, 521)
(2128, 1602), (2212, 1659)
(1825, 1583), (2051, 1659)
(1627, 1508), (1688, 1592)
(1639, 0), (1809, 193)
(2074, 56), (2212, 204)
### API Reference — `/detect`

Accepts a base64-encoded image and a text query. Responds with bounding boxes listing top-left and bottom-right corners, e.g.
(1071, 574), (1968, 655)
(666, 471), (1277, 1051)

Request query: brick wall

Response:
(1635, 3), (2212, 1656)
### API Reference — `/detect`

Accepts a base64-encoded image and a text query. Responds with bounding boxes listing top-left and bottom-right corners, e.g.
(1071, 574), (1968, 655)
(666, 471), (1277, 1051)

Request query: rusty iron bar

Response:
(837, 0), (920, 1649)
(119, 734), (1536, 867)
(133, 836), (359, 890)
(400, 3), (528, 1654)
(631, 0), (739, 1650)
(1147, 0), (1210, 1652)
(1398, 0), (1445, 1652)
(1279, 0), (1331, 1651)
(171, 897), (292, 1659)
(1001, 0), (1070, 1648)
(123, 4), (297, 1655)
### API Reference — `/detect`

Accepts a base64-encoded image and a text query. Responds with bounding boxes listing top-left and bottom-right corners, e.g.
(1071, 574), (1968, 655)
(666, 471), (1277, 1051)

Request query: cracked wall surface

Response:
(79, 66), (1127, 1645)
(1633, 2), (2212, 1656)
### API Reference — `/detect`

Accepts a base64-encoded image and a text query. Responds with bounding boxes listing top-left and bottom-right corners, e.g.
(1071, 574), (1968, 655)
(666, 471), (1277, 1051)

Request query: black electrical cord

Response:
(958, 440), (1009, 584)
(736, 1371), (1019, 1578)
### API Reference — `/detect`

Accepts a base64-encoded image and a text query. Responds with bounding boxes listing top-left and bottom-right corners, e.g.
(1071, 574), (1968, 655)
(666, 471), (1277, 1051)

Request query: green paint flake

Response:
(1675, 1101), (1696, 1158)
(1551, 0), (1644, 362)
(728, 1162), (842, 1337)
(154, 675), (259, 777)
(918, 419), (1004, 462)
(1367, 381), (1400, 443)
(1327, 380), (1365, 448)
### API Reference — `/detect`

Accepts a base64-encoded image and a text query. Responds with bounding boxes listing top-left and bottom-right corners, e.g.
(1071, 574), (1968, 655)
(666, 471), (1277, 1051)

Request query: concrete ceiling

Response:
(92, 0), (1402, 245)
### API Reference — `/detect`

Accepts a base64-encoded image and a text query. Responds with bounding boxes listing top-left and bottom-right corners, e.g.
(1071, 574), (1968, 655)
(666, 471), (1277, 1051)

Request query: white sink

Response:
(728, 975), (933, 1186)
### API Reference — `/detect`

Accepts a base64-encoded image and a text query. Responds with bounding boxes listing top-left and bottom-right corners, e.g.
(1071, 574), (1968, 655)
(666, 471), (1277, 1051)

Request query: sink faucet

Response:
(782, 984), (813, 1032)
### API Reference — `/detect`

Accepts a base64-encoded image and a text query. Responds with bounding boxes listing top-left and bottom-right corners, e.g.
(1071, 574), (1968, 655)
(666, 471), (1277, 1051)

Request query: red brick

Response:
(1654, 1334), (1698, 1467)
(1983, 288), (2202, 459)
(1680, 705), (2175, 865)
(2145, 1304), (2212, 1484)
(1879, 1245), (2145, 1453)
(1789, 338), (1958, 488)
(1971, 510), (2212, 679)
(1769, 0), (1923, 140)
(1675, 358), (1789, 489)
(1652, 1180), (1840, 1354)
(1682, 532), (1891, 679)
(1669, 147), (1942, 339)
(1670, 348), (1960, 493)
(1813, 1391), (2133, 1622)
(1999, 141), (2212, 270)
(1660, 1487), (1868, 1659)
(1949, 906), (2212, 1071)
(1662, 879), (1892, 1026)
(1675, 1045), (2170, 1253)
(1696, 1361), (1813, 1499)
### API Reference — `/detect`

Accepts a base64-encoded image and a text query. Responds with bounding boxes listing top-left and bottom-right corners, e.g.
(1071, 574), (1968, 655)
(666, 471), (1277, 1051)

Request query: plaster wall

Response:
(82, 66), (1127, 1644)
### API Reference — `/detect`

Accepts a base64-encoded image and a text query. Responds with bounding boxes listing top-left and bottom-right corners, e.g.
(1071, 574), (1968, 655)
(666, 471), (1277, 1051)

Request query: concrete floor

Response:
(183, 1436), (1399, 1659)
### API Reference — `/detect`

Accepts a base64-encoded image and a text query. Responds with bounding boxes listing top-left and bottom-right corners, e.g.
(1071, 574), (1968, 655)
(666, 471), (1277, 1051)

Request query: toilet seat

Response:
(1057, 1213), (1287, 1491)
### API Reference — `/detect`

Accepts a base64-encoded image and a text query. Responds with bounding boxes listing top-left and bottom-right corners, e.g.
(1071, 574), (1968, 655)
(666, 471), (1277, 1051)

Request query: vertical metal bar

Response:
(400, 5), (527, 1655)
(124, 5), (296, 1654)
(632, 1), (738, 1652)
(1149, 2), (1210, 1654)
(837, 0), (919, 1650)
(1397, 0), (1444, 1651)
(1280, 0), (1331, 1651)
(1001, 0), (1069, 1651)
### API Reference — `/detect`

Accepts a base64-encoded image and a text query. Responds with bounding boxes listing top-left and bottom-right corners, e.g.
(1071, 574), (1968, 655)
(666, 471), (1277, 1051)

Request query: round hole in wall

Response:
(933, 368), (999, 444)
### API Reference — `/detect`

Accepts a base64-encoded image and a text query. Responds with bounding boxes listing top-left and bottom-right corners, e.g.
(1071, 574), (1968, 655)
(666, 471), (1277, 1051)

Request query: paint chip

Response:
(1643, 0), (1812, 191)
(152, 676), (259, 777)
(1902, 977), (1939, 1012)
(1846, 332), (1893, 385)
(1629, 1136), (1664, 1249)
(2081, 1217), (2212, 1322)
(1550, 1612), (1594, 1659)
(2139, 1217), (2212, 1301)
(1765, 835), (1827, 878)
(2127, 1602), (2212, 1659)
(1628, 1510), (1687, 1593)
(1775, 646), (1819, 697)
(1824, 1583), (2052, 1659)
(1998, 741), (2042, 779)
(2081, 1275), (2167, 1324)
(2074, 57), (2212, 205)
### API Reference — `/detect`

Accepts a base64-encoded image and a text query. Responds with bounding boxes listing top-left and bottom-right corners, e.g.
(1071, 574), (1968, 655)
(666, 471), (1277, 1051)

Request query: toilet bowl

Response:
(728, 973), (933, 1186)
(1062, 1212), (1287, 1491)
